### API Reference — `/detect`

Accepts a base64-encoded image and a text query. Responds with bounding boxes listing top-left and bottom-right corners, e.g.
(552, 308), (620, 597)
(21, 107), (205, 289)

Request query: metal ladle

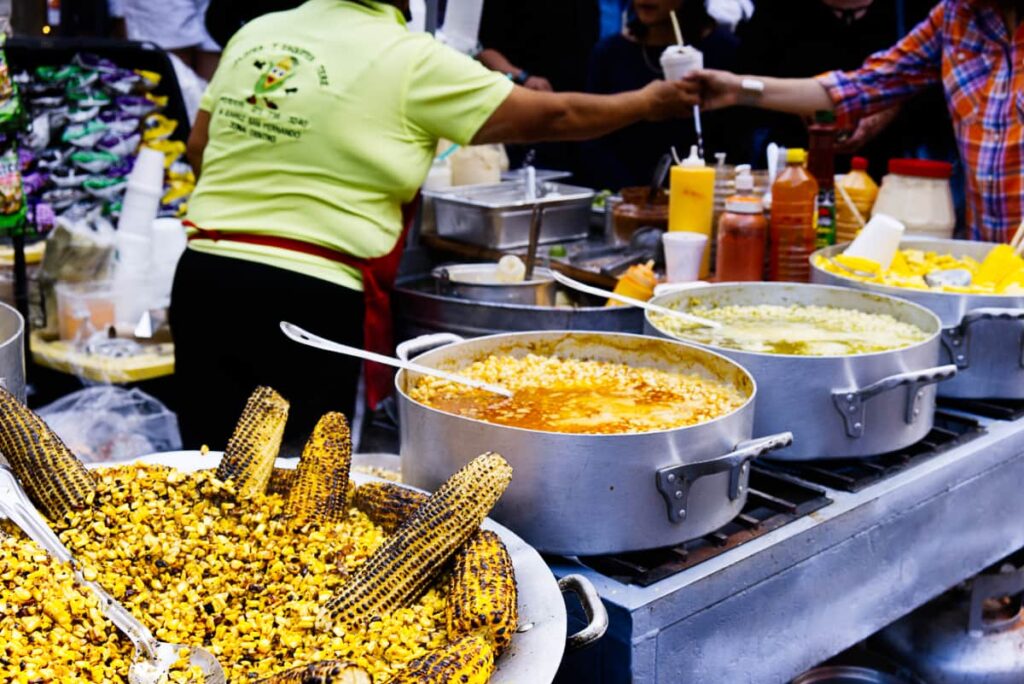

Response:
(0, 467), (226, 684)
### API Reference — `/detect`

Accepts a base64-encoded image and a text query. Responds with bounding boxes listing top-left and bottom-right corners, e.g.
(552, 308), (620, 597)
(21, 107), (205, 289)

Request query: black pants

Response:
(169, 249), (364, 453)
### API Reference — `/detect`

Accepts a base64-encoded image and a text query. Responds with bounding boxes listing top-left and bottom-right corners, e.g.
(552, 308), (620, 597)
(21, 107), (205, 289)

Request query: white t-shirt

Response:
(120, 0), (220, 51)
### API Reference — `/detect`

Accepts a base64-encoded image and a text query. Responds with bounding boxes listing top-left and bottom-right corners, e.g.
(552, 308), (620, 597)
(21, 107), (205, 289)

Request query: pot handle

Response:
(558, 574), (609, 651)
(656, 432), (793, 524)
(395, 333), (465, 362)
(968, 564), (1024, 635)
(831, 364), (958, 439)
(941, 307), (1024, 370)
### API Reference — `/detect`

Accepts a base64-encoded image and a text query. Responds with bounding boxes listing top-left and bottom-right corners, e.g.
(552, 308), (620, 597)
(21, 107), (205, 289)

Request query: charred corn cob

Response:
(446, 530), (518, 654)
(266, 467), (297, 496)
(216, 386), (289, 499)
(385, 634), (495, 684)
(318, 452), (513, 630)
(0, 386), (95, 520)
(286, 412), (352, 525)
(255, 661), (371, 684)
(353, 481), (428, 533)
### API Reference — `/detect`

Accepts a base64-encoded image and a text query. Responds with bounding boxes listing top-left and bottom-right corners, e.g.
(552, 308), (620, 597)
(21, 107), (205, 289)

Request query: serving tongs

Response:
(549, 271), (721, 329)
(0, 467), (226, 684)
(280, 321), (514, 398)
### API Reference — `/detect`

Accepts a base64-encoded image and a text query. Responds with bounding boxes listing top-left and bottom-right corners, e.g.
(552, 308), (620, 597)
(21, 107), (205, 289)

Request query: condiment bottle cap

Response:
(851, 156), (868, 171)
(734, 164), (753, 192)
(786, 148), (807, 164)
(680, 145), (705, 168)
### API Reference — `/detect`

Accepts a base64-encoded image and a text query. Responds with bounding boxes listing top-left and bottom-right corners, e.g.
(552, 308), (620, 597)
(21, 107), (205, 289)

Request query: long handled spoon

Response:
(280, 322), (513, 398)
(549, 270), (721, 329)
(0, 467), (226, 684)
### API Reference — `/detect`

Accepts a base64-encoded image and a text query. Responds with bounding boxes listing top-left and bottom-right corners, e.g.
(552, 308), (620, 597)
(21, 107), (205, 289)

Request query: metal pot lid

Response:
(792, 666), (915, 684)
(432, 263), (555, 287)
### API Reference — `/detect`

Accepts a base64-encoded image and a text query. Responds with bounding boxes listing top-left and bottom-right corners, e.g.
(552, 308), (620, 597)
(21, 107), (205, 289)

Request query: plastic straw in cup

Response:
(670, 10), (684, 45)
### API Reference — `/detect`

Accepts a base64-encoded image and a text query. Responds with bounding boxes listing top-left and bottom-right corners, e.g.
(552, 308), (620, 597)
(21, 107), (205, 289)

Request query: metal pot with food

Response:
(395, 331), (792, 555)
(431, 262), (557, 306)
(644, 283), (954, 461)
(812, 238), (1024, 399)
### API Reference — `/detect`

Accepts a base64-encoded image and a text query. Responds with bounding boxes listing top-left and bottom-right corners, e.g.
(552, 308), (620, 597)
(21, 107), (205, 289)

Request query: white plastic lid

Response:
(725, 197), (763, 214)
(734, 164), (753, 192)
(680, 145), (705, 168)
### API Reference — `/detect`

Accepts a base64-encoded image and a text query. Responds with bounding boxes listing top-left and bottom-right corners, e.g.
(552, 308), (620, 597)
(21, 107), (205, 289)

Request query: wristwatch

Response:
(506, 70), (530, 86)
(739, 77), (766, 103)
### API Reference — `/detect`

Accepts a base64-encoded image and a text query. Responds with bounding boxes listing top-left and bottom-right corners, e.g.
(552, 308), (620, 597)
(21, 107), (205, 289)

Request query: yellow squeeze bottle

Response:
(607, 260), (657, 307)
(669, 145), (715, 277)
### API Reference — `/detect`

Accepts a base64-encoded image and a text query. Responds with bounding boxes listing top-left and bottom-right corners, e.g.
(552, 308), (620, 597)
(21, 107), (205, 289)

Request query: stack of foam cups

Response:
(114, 147), (165, 327)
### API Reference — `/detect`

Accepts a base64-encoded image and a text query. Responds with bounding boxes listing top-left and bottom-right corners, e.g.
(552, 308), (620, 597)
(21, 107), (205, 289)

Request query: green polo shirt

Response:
(187, 0), (513, 291)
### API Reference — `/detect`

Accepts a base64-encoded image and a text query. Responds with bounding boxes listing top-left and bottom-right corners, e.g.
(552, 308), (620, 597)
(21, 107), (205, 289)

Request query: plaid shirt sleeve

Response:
(816, 3), (946, 127)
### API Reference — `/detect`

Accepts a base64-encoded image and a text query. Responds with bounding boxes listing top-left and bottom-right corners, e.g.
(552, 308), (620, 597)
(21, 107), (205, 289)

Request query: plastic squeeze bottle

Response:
(716, 165), (767, 281)
(769, 148), (818, 282)
(807, 110), (837, 248)
(835, 157), (878, 243)
(607, 260), (657, 307)
(669, 145), (715, 277)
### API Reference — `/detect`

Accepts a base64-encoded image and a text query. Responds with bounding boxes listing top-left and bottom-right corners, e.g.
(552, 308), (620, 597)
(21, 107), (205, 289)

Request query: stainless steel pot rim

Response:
(648, 281), (944, 361)
(395, 330), (758, 439)
(811, 240), (1024, 301)
(432, 263), (556, 287)
(396, 279), (619, 313)
(791, 665), (915, 684)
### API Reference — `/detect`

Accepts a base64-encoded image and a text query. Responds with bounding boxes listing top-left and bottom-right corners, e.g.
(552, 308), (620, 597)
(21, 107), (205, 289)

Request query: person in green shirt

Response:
(173, 0), (699, 451)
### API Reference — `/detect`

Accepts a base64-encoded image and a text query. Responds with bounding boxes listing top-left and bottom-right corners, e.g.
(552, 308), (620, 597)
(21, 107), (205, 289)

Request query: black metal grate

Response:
(761, 409), (985, 493)
(938, 397), (1024, 422)
(577, 467), (831, 587)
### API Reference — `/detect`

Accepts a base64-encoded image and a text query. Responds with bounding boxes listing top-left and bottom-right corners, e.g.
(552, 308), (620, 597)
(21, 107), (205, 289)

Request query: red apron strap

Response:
(184, 194), (420, 410)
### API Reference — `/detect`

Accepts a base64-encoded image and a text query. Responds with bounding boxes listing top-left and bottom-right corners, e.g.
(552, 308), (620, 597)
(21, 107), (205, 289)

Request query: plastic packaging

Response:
(38, 387), (182, 463)
(668, 145), (715, 277)
(450, 144), (504, 186)
(808, 110), (837, 248)
(872, 158), (955, 239)
(843, 213), (905, 271)
(769, 148), (818, 282)
(607, 260), (657, 306)
(55, 280), (116, 341)
(716, 165), (766, 281)
(663, 232), (708, 283)
(835, 157), (879, 243)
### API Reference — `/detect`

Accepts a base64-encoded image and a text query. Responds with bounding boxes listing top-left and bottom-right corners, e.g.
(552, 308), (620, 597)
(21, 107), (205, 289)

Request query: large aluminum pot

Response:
(395, 331), (793, 555)
(117, 452), (609, 684)
(812, 239), (1024, 399)
(645, 283), (954, 461)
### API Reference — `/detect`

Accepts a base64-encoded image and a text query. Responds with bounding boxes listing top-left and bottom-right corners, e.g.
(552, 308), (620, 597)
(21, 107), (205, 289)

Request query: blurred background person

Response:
(120, 0), (220, 79)
(582, 0), (740, 190)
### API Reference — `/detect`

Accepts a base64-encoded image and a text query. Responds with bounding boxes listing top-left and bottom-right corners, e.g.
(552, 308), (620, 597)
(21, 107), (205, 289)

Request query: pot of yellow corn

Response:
(645, 282), (953, 461)
(812, 239), (1024, 399)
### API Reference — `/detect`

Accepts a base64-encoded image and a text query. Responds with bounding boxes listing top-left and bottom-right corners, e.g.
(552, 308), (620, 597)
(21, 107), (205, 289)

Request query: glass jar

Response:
(612, 187), (669, 245)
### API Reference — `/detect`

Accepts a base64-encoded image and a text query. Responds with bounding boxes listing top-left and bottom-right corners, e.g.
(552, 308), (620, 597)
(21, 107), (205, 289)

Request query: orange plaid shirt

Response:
(817, 0), (1024, 242)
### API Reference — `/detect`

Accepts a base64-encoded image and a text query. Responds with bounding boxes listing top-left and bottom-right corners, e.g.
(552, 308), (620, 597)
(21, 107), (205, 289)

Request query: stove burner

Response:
(577, 468), (831, 586)
(762, 409), (984, 493)
(938, 397), (1024, 421)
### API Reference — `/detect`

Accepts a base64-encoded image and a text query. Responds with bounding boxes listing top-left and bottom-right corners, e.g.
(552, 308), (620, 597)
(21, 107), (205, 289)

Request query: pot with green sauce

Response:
(645, 283), (956, 460)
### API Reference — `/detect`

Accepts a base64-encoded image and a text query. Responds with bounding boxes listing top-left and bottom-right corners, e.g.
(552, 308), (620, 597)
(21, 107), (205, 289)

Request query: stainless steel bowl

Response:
(812, 239), (1024, 399)
(431, 264), (556, 306)
(792, 666), (916, 684)
(395, 331), (792, 555)
(645, 283), (953, 461)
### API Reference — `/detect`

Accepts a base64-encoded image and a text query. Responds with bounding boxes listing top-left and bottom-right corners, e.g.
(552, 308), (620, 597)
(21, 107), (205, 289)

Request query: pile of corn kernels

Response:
(1, 464), (449, 683)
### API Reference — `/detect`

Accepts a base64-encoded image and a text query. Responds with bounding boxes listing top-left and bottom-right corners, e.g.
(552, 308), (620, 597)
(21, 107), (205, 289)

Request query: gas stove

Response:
(550, 400), (1024, 684)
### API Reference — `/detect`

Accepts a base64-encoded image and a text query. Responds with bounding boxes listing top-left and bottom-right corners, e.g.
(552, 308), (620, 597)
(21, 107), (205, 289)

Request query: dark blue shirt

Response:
(583, 27), (739, 190)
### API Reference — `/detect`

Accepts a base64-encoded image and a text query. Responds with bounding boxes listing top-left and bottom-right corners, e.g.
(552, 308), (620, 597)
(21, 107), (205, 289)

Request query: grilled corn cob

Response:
(318, 452), (513, 630)
(353, 481), (428, 533)
(446, 530), (517, 654)
(286, 412), (352, 525)
(255, 661), (371, 684)
(0, 385), (95, 520)
(266, 467), (297, 496)
(216, 386), (289, 499)
(385, 634), (495, 684)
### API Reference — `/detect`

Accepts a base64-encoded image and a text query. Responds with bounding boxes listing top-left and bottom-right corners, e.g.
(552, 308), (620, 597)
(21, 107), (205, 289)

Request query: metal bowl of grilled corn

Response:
(0, 385), (605, 683)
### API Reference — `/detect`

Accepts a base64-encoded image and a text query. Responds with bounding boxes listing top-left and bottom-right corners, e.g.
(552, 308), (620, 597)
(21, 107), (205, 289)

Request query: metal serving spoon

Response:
(0, 467), (226, 684)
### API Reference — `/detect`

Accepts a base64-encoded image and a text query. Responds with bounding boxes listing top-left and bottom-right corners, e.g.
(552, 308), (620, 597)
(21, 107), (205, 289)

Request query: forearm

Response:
(474, 90), (648, 145)
(477, 49), (519, 76)
(740, 76), (834, 116)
